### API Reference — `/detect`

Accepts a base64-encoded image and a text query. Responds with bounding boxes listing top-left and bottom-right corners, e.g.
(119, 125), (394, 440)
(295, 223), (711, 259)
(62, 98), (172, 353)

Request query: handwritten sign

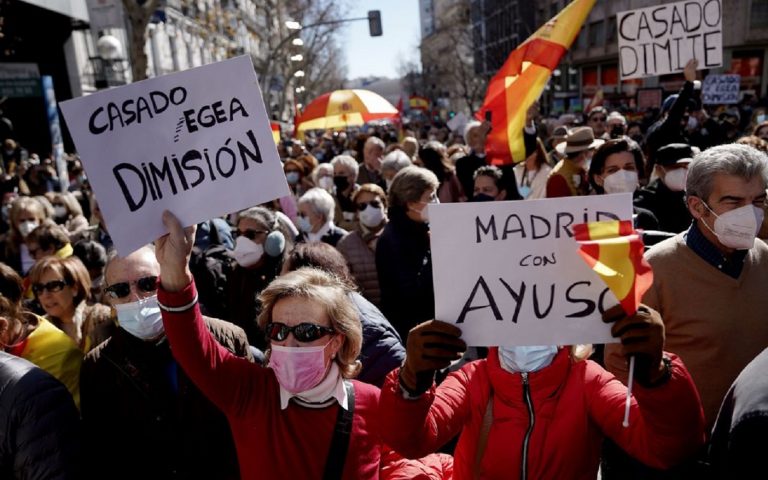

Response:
(60, 56), (289, 255)
(702, 74), (740, 104)
(618, 0), (722, 80)
(429, 194), (634, 346)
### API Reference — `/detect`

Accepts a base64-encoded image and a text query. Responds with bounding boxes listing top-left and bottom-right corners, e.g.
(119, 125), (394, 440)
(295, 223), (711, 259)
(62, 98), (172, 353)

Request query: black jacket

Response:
(634, 179), (692, 234)
(455, 152), (487, 199)
(0, 351), (81, 480)
(376, 207), (434, 340)
(645, 80), (693, 170)
(80, 318), (252, 480)
(299, 224), (348, 247)
(350, 292), (405, 387)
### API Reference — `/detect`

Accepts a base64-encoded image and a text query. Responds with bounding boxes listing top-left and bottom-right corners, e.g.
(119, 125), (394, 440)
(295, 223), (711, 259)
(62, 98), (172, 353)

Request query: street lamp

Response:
(294, 70), (305, 78)
(290, 54), (304, 62)
(292, 38), (304, 46)
(91, 34), (127, 89)
(285, 20), (302, 30)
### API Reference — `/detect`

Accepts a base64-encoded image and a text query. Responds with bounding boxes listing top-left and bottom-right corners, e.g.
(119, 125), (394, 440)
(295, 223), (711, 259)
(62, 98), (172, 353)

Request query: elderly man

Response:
(297, 187), (348, 246)
(606, 111), (627, 139)
(358, 135), (386, 188)
(546, 126), (603, 197)
(331, 154), (360, 231)
(455, 120), (491, 197)
(80, 246), (252, 480)
(605, 144), (768, 475)
(586, 106), (608, 138)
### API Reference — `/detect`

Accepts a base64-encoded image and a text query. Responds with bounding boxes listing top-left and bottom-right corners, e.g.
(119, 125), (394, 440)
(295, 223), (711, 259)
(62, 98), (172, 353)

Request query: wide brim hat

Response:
(555, 126), (604, 155)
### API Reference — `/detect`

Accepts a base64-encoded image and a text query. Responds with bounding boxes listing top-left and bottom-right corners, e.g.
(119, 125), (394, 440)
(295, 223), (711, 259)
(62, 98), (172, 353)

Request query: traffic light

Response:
(368, 10), (382, 37)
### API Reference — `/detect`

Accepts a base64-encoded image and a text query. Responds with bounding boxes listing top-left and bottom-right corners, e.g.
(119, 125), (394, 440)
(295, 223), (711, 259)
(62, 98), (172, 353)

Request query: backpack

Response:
(190, 220), (233, 319)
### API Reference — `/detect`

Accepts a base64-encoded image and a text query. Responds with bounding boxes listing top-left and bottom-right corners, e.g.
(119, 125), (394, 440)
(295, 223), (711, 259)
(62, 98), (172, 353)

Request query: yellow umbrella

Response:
(295, 89), (399, 132)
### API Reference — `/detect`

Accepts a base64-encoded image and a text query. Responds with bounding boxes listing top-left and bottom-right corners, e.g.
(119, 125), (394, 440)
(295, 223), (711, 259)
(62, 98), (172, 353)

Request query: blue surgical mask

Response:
(498, 345), (558, 373)
(286, 171), (300, 185)
(115, 295), (164, 340)
(297, 215), (313, 233)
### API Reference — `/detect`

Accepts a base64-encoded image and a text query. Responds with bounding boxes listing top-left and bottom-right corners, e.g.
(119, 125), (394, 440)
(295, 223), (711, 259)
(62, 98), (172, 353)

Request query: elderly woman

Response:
(28, 256), (113, 352)
(0, 263), (82, 407)
(381, 150), (413, 191)
(336, 183), (387, 307)
(297, 187), (348, 247)
(24, 220), (73, 262)
(1, 196), (49, 275)
(311, 163), (335, 193)
(330, 155), (360, 231)
(50, 192), (90, 240)
(376, 166), (439, 340)
(154, 211), (384, 478)
(224, 206), (294, 348)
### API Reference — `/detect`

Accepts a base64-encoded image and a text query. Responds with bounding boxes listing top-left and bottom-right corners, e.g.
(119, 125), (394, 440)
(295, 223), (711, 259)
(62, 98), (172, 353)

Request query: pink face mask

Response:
(269, 341), (333, 394)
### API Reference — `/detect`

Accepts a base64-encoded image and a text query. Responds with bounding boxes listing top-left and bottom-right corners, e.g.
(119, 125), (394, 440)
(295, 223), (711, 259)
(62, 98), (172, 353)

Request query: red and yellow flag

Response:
(477, 0), (595, 165)
(573, 220), (653, 315)
(270, 122), (281, 145)
(409, 95), (430, 111)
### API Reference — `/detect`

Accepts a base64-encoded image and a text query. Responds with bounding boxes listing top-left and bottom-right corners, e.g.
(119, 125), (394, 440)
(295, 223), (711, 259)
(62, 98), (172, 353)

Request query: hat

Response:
(555, 126), (604, 155)
(721, 107), (741, 124)
(662, 95), (697, 114)
(656, 143), (694, 166)
(552, 126), (569, 139)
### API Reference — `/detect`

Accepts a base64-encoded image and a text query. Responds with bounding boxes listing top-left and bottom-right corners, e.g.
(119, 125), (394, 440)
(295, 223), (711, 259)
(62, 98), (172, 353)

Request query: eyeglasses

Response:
(236, 229), (268, 241)
(104, 275), (158, 299)
(266, 322), (335, 342)
(356, 200), (382, 211)
(32, 279), (69, 295)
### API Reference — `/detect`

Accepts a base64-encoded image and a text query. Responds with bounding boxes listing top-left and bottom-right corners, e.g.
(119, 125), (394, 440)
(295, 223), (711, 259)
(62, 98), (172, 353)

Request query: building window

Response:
(577, 26), (588, 49)
(607, 16), (617, 42)
(751, 0), (768, 28)
(588, 20), (604, 47)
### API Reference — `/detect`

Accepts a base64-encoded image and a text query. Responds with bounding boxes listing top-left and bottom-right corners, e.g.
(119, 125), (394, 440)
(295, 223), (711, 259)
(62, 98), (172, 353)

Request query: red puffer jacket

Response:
(380, 347), (705, 480)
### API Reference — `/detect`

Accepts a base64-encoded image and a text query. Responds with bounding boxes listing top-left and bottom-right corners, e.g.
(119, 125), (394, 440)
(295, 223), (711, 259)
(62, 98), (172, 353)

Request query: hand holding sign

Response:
(602, 304), (666, 386)
(156, 210), (195, 293)
(400, 320), (466, 396)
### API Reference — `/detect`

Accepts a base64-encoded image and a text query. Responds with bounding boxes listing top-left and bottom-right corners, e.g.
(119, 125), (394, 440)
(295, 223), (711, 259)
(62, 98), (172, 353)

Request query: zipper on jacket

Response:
(520, 372), (534, 480)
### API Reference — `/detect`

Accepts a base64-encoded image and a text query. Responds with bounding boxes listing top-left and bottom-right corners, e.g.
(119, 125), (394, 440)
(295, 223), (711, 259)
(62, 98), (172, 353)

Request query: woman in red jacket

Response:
(154, 211), (383, 479)
(379, 310), (707, 480)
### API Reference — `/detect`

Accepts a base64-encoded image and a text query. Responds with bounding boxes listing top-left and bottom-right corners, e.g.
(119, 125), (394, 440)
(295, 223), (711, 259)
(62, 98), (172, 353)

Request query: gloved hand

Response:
(603, 304), (667, 386)
(400, 320), (466, 396)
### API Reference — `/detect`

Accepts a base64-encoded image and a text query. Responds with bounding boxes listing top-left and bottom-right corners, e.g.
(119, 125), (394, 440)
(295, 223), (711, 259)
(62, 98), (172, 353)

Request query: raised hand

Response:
(400, 320), (466, 395)
(155, 210), (196, 292)
(684, 58), (699, 82)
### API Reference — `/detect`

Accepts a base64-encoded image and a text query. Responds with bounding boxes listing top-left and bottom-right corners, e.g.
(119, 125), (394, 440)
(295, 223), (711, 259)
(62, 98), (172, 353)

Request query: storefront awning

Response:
(20, 0), (88, 22)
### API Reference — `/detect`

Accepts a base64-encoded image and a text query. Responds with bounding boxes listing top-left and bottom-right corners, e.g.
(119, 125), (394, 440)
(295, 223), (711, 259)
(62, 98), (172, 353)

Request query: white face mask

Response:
(232, 236), (264, 268)
(54, 206), (68, 219)
(662, 167), (687, 192)
(603, 169), (639, 194)
(115, 295), (164, 340)
(18, 220), (38, 238)
(297, 215), (313, 233)
(498, 345), (558, 373)
(359, 205), (385, 228)
(701, 203), (764, 250)
(318, 176), (334, 192)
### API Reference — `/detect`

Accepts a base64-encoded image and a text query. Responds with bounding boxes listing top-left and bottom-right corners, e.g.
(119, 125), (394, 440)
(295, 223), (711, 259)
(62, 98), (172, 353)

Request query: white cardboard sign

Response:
(429, 194), (634, 346)
(702, 74), (740, 104)
(60, 56), (289, 255)
(617, 0), (722, 80)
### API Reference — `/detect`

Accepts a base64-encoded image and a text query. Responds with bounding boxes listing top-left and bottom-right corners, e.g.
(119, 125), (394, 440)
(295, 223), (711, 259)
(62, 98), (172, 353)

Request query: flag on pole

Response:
(572, 220), (653, 315)
(270, 122), (281, 145)
(409, 95), (430, 111)
(477, 0), (596, 165)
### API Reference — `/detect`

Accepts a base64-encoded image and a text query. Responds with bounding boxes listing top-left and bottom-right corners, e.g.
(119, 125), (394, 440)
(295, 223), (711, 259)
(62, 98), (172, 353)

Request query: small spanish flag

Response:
(573, 220), (653, 315)
(477, 0), (595, 165)
(409, 95), (429, 111)
(271, 122), (281, 145)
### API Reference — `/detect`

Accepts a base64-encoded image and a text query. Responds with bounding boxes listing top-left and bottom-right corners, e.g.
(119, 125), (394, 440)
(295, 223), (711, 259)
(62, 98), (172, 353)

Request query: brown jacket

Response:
(81, 316), (252, 480)
(337, 229), (383, 307)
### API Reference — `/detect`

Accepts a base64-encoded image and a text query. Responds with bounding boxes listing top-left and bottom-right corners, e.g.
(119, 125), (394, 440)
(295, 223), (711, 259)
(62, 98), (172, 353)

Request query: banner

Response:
(429, 194), (633, 346)
(60, 56), (289, 255)
(618, 0), (722, 80)
(702, 74), (740, 104)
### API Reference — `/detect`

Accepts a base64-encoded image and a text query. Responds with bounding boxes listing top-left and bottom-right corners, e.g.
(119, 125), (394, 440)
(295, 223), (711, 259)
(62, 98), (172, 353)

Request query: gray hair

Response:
(331, 154), (359, 180)
(686, 144), (768, 201)
(381, 150), (412, 174)
(365, 136), (385, 150)
(388, 166), (439, 209)
(311, 163), (333, 185)
(299, 187), (336, 223)
(464, 120), (482, 144)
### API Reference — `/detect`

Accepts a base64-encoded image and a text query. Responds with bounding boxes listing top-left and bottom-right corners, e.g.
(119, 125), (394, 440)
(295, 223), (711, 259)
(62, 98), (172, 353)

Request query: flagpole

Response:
(622, 355), (636, 428)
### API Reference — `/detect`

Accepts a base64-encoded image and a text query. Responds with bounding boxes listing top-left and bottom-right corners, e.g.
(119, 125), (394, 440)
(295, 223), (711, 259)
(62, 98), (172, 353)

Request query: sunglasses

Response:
(236, 229), (268, 241)
(266, 322), (335, 342)
(32, 279), (69, 295)
(104, 275), (158, 299)
(356, 200), (382, 211)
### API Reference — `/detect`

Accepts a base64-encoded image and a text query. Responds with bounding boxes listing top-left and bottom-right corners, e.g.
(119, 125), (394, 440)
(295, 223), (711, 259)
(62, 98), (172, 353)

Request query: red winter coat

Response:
(380, 347), (705, 480)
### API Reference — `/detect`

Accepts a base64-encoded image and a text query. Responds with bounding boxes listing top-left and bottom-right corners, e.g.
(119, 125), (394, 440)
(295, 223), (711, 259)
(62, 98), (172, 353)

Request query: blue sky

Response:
(340, 0), (421, 80)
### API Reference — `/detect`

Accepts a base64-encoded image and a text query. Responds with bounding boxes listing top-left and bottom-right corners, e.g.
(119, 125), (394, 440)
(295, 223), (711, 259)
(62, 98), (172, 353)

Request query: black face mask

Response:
(334, 175), (349, 191)
(471, 193), (495, 202)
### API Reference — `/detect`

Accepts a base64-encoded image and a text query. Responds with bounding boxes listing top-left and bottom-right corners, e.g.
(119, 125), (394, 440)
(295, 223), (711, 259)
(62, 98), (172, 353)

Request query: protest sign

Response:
(618, 0), (722, 80)
(702, 74), (740, 104)
(60, 55), (289, 255)
(429, 194), (634, 346)
(636, 88), (663, 110)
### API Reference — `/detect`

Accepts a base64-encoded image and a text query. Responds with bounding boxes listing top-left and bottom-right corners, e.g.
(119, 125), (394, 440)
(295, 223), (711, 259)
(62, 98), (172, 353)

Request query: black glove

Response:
(400, 320), (466, 396)
(603, 304), (667, 386)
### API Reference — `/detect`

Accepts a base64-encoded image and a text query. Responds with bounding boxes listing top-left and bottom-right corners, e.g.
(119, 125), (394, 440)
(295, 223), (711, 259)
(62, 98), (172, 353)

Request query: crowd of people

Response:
(0, 61), (767, 479)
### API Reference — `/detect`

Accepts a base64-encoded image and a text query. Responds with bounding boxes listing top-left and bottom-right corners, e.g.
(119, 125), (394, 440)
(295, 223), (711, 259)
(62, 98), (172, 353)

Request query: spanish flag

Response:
(573, 220), (653, 315)
(477, 0), (595, 165)
(271, 122), (281, 145)
(409, 95), (430, 111)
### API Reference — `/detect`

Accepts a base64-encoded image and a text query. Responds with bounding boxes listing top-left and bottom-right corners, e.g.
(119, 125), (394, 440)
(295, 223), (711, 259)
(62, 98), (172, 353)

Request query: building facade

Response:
(470, 0), (536, 77)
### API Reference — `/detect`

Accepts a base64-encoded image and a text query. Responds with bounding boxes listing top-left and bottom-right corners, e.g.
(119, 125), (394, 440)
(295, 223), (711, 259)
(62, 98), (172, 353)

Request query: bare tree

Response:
(122, 0), (161, 82)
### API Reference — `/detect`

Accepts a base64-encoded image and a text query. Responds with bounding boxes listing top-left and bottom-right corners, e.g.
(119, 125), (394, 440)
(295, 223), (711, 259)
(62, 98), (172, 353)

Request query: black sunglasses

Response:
(104, 275), (158, 299)
(266, 322), (335, 342)
(236, 228), (269, 241)
(32, 279), (69, 295)
(356, 200), (382, 211)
